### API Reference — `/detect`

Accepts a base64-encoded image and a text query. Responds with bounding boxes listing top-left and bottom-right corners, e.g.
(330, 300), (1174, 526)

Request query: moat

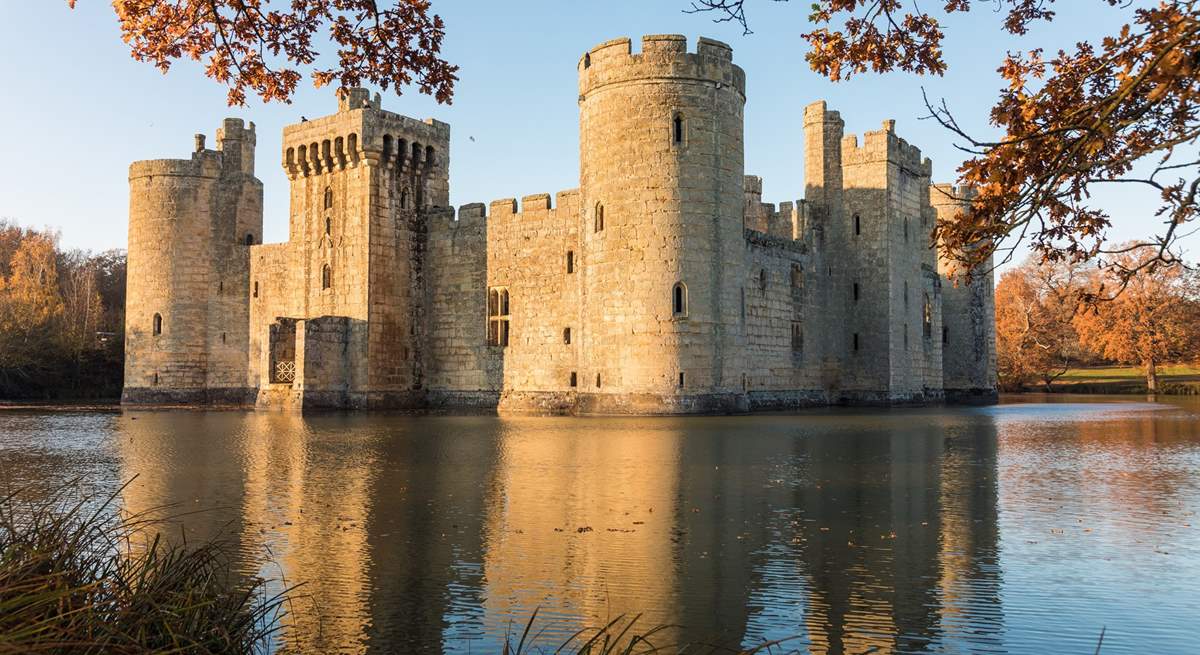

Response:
(2, 396), (1198, 653)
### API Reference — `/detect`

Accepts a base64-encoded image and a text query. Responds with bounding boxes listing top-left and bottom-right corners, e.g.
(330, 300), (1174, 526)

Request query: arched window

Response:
(323, 186), (333, 210)
(488, 287), (510, 346)
(245, 233), (254, 246)
(853, 214), (861, 236)
(400, 188), (409, 209)
(322, 264), (332, 290)
(923, 293), (933, 338)
(583, 52), (591, 68)
(325, 217), (332, 235)
(152, 313), (162, 336)
(594, 202), (605, 233)
(672, 282), (688, 318)
(566, 250), (574, 274)
(673, 114), (684, 144)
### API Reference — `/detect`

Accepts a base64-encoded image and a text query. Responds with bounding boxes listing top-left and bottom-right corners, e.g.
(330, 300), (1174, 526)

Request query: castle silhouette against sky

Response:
(123, 34), (996, 413)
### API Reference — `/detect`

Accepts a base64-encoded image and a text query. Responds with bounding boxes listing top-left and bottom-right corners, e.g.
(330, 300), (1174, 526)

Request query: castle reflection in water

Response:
(114, 410), (1008, 654)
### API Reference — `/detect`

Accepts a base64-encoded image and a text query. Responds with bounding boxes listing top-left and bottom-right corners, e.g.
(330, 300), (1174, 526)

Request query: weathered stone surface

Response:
(123, 36), (996, 413)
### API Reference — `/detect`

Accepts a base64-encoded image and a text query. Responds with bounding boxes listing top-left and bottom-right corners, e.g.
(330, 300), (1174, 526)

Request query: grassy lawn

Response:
(1047, 363), (1200, 394)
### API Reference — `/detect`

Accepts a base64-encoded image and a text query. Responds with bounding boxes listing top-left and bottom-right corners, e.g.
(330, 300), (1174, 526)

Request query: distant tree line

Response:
(996, 247), (1200, 392)
(0, 220), (126, 400)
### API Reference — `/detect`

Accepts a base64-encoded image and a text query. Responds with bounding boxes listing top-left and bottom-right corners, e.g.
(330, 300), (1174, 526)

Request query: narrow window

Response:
(323, 186), (333, 210)
(566, 251), (574, 274)
(488, 287), (510, 347)
(245, 233), (254, 246)
(221, 332), (226, 344)
(570, 372), (578, 387)
(904, 323), (909, 349)
(152, 313), (162, 336)
(322, 264), (332, 290)
(672, 282), (688, 318)
(904, 280), (909, 310)
(583, 53), (591, 68)
(563, 327), (571, 345)
(791, 322), (803, 353)
(253, 281), (259, 298)
(595, 372), (601, 388)
(853, 282), (860, 302)
(903, 215), (910, 242)
(153, 372), (159, 386)
(325, 217), (332, 235)
(678, 372), (685, 388)
(673, 114), (683, 144)
(853, 332), (860, 352)
(923, 293), (933, 338)
(791, 264), (803, 289)
(400, 188), (409, 209)
(943, 325), (949, 345)
(218, 280), (223, 293)
(853, 214), (861, 236)
(594, 203), (605, 233)
(758, 269), (767, 292)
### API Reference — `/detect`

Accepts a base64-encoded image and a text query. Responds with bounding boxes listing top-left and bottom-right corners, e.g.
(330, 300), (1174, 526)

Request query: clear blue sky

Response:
(0, 0), (1185, 268)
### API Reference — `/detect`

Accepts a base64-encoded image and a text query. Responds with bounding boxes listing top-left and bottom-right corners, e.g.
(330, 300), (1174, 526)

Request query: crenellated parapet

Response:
(578, 34), (745, 99)
(841, 120), (933, 178)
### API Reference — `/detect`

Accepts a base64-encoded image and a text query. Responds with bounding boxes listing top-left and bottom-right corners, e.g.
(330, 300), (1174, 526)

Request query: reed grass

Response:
(0, 481), (289, 654)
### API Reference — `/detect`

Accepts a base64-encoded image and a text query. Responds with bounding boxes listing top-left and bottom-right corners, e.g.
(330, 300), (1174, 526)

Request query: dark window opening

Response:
(758, 268), (767, 292)
(673, 114), (683, 144)
(791, 322), (803, 353)
(153, 372), (159, 386)
(853, 214), (861, 236)
(325, 217), (332, 235)
(595, 373), (601, 388)
(400, 188), (409, 209)
(152, 313), (162, 336)
(904, 324), (909, 349)
(570, 371), (578, 387)
(943, 325), (949, 345)
(245, 233), (254, 245)
(221, 332), (226, 344)
(218, 280), (223, 293)
(594, 203), (605, 233)
(488, 287), (511, 347)
(904, 215), (910, 242)
(791, 264), (803, 289)
(583, 53), (591, 68)
(322, 264), (332, 290)
(904, 281), (909, 310)
(563, 327), (571, 345)
(678, 372), (685, 388)
(566, 250), (574, 274)
(672, 282), (688, 318)
(253, 281), (259, 298)
(853, 282), (860, 302)
(323, 186), (333, 210)
(853, 332), (860, 352)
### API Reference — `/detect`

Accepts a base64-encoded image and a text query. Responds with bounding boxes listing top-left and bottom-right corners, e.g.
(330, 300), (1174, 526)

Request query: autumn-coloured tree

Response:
(0, 220), (127, 398)
(68, 0), (458, 106)
(993, 256), (1083, 390)
(1073, 248), (1200, 391)
(688, 1), (1200, 284)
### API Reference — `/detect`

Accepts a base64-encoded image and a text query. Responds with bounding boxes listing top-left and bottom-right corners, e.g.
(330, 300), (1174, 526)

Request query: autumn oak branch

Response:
(689, 0), (1200, 289)
(68, 0), (458, 106)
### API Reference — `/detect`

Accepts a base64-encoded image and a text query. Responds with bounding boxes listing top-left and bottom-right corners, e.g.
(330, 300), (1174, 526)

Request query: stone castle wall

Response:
(123, 36), (997, 413)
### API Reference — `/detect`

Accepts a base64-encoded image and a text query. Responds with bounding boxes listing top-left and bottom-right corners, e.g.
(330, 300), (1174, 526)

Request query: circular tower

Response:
(124, 152), (222, 402)
(577, 34), (747, 413)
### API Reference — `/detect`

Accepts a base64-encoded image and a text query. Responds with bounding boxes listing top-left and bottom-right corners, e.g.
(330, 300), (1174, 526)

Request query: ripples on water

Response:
(1, 396), (1198, 654)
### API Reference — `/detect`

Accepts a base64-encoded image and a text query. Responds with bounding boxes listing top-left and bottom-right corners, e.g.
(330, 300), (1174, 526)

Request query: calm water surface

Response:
(2, 396), (1198, 654)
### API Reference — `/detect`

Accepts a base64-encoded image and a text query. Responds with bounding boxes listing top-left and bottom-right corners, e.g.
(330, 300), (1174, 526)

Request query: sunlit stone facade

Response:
(122, 35), (996, 413)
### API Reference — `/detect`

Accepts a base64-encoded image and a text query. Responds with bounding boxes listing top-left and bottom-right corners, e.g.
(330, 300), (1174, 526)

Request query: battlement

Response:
(929, 183), (978, 208)
(578, 34), (745, 98)
(129, 152), (224, 181)
(282, 91), (449, 178)
(803, 100), (844, 127)
(841, 119), (933, 176)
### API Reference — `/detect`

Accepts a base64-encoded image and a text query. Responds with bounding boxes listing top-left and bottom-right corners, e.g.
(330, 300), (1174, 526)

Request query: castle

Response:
(123, 34), (997, 413)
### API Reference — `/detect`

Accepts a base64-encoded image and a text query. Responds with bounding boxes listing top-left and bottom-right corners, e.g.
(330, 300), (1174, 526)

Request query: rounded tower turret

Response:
(124, 120), (262, 404)
(577, 35), (747, 412)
